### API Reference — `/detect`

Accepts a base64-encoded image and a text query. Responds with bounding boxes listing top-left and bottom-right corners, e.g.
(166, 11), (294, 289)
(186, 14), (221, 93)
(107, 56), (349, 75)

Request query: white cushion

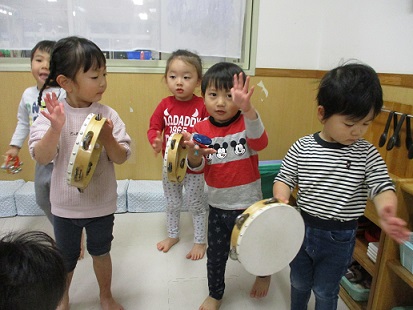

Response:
(0, 179), (25, 217)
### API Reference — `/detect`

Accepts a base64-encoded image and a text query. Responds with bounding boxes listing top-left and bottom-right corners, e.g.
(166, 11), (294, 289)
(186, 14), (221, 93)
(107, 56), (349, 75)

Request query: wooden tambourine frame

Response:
(67, 113), (106, 191)
(164, 133), (188, 183)
(230, 198), (305, 276)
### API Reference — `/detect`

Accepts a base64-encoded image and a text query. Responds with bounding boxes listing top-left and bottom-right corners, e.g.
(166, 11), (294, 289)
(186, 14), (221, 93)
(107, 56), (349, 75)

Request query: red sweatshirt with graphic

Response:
(193, 111), (268, 210)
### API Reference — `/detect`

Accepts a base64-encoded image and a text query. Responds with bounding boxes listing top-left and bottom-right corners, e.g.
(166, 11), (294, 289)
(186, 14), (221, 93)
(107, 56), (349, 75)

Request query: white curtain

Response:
(0, 0), (246, 58)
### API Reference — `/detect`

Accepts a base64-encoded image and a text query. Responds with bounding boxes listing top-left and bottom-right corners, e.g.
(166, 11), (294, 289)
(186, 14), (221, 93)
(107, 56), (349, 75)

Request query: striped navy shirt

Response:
(275, 132), (395, 221)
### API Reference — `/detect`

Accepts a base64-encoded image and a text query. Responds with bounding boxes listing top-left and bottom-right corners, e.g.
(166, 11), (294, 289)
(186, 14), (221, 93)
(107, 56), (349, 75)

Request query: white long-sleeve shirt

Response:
(10, 86), (64, 148)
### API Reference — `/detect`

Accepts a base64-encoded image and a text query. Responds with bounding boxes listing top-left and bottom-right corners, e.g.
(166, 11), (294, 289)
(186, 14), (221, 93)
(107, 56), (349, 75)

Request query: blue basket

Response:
(340, 276), (370, 301)
(400, 233), (413, 275)
(126, 50), (151, 60)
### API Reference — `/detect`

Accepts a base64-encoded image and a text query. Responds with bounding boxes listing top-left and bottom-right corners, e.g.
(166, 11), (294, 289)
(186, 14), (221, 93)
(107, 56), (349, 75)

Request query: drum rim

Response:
(230, 199), (305, 276)
(163, 132), (187, 183)
(67, 113), (106, 190)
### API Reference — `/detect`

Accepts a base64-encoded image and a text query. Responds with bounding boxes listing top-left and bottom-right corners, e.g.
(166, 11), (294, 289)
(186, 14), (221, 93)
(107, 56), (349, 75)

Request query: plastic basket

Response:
(340, 276), (370, 301)
(400, 233), (413, 275)
(258, 160), (282, 199)
(126, 50), (151, 60)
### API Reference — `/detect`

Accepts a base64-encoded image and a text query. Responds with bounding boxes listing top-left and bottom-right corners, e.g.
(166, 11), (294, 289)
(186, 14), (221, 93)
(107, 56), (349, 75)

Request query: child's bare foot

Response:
(78, 229), (85, 260)
(157, 237), (179, 253)
(199, 296), (222, 310)
(186, 243), (206, 260)
(100, 296), (124, 310)
(250, 275), (271, 298)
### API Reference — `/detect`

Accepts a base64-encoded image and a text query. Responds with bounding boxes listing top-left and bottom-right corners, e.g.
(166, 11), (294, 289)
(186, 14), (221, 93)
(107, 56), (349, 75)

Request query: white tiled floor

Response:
(0, 212), (349, 310)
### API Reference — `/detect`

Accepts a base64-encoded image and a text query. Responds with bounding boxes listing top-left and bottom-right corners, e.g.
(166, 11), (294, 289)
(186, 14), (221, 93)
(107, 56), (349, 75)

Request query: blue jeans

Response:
(290, 225), (356, 310)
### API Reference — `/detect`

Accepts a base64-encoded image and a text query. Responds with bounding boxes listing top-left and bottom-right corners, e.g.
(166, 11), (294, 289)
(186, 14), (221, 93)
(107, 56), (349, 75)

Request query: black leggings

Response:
(206, 206), (244, 300)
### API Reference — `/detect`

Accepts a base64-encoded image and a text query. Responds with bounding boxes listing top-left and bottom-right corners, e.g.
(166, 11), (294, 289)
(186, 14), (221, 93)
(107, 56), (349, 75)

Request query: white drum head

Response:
(236, 204), (304, 276)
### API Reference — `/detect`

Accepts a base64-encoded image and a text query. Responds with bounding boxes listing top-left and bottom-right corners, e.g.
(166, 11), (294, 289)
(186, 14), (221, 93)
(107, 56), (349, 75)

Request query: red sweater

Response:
(193, 112), (268, 210)
(147, 95), (208, 153)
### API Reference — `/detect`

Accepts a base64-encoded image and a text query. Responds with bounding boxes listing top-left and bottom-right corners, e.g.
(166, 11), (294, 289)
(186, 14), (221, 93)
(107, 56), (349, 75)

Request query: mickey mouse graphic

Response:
(206, 145), (214, 162)
(230, 138), (246, 156)
(214, 142), (228, 159)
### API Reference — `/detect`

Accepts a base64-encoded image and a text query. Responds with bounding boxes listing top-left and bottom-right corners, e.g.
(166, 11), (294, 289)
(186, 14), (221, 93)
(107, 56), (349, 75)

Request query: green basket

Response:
(259, 160), (282, 199)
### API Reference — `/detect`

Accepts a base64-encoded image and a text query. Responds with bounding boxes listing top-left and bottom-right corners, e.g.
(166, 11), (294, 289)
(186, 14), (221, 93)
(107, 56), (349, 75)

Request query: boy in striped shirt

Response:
(273, 62), (410, 310)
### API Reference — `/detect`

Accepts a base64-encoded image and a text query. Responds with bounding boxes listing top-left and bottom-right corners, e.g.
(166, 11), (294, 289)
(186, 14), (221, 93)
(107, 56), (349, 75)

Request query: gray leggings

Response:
(34, 162), (53, 224)
(162, 172), (207, 243)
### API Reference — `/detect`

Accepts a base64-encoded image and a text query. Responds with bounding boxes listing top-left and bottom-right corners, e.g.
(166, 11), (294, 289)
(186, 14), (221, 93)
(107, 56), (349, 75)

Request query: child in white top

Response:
(4, 40), (64, 223)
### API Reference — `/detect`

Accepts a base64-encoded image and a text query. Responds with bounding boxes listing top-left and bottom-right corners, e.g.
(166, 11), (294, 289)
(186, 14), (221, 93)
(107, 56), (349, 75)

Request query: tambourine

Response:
(67, 113), (106, 191)
(230, 198), (305, 276)
(1, 155), (23, 174)
(193, 133), (212, 148)
(164, 133), (188, 183)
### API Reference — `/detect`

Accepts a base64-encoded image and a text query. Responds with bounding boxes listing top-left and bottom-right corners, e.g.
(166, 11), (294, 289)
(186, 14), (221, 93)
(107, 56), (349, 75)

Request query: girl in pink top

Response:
(29, 36), (130, 310)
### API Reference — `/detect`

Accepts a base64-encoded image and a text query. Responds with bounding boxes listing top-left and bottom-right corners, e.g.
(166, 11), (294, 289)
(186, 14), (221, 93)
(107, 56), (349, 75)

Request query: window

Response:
(0, 0), (258, 74)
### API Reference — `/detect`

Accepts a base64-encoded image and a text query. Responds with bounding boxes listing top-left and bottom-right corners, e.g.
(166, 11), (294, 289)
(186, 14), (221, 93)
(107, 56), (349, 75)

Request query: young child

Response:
(28, 36), (131, 310)
(184, 62), (269, 310)
(147, 49), (209, 260)
(273, 62), (410, 310)
(4, 40), (63, 223)
(0, 230), (66, 310)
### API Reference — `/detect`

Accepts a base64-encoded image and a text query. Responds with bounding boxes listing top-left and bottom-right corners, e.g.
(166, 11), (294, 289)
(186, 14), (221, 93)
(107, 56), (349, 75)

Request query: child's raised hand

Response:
(42, 92), (65, 133)
(151, 131), (163, 156)
(231, 73), (255, 115)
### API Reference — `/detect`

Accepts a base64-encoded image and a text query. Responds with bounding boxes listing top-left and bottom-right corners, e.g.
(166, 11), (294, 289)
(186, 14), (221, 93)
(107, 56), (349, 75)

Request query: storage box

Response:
(400, 233), (413, 275)
(259, 160), (282, 199)
(340, 276), (370, 301)
(126, 50), (151, 60)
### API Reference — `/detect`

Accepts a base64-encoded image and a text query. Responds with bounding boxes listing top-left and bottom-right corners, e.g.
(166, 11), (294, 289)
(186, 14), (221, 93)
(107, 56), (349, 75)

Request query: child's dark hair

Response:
(30, 40), (56, 62)
(165, 49), (203, 80)
(201, 62), (245, 96)
(0, 231), (66, 310)
(316, 62), (383, 121)
(38, 36), (106, 106)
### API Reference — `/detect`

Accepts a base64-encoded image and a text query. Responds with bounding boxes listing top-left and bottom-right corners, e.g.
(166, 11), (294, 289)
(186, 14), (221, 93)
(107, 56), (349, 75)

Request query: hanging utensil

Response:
(387, 113), (406, 151)
(408, 143), (413, 159)
(378, 111), (394, 147)
(393, 113), (401, 147)
(406, 116), (412, 150)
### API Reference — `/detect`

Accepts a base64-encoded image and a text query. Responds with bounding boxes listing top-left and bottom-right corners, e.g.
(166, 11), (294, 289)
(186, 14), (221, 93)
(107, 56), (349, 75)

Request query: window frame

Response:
(0, 0), (259, 75)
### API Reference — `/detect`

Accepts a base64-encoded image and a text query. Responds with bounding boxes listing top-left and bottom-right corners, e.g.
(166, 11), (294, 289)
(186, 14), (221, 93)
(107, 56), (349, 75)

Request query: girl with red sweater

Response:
(147, 50), (209, 260)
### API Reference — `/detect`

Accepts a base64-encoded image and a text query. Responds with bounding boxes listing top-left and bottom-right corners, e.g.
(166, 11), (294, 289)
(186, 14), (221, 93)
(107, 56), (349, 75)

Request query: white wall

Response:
(256, 0), (413, 74)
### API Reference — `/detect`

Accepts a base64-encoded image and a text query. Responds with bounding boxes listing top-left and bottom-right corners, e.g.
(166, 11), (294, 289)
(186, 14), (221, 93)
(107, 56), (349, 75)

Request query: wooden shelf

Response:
(387, 259), (413, 289)
(353, 238), (376, 276)
(339, 286), (367, 310)
(401, 183), (413, 196)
